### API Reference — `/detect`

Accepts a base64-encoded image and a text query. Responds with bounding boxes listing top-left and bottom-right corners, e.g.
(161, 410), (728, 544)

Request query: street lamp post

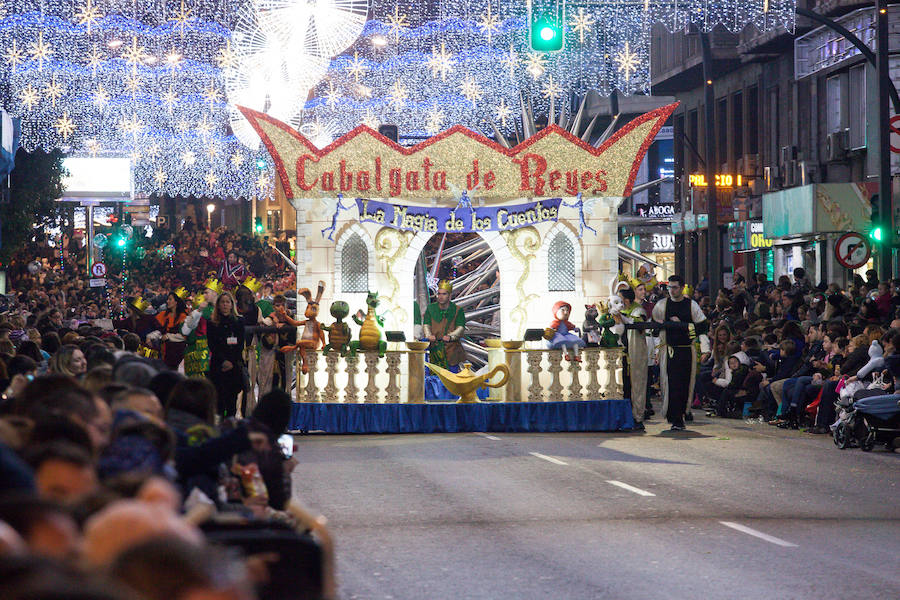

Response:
(876, 0), (893, 280)
(206, 203), (215, 230)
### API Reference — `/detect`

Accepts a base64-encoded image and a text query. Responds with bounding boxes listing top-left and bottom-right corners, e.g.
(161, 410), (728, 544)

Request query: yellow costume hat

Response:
(174, 286), (189, 300)
(242, 277), (263, 293)
(192, 292), (206, 307)
(438, 279), (453, 292)
(129, 296), (150, 312)
(203, 277), (224, 294)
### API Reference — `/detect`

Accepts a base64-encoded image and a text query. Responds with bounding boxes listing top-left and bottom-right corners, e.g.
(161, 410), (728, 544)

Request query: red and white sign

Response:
(91, 262), (107, 277)
(834, 232), (871, 270)
(890, 115), (900, 154)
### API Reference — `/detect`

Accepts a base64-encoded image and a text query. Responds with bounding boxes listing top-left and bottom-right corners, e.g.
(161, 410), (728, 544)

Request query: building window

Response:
(848, 65), (866, 149)
(825, 73), (847, 134)
(547, 233), (575, 291)
(266, 210), (281, 232)
(732, 92), (743, 160)
(746, 86), (759, 155)
(341, 234), (369, 293)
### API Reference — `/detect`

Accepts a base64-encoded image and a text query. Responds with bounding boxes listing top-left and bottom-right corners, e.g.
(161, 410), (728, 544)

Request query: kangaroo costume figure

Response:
(279, 281), (326, 374)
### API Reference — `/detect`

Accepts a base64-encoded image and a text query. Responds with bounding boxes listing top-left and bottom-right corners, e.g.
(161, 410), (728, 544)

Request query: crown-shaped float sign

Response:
(237, 103), (678, 201)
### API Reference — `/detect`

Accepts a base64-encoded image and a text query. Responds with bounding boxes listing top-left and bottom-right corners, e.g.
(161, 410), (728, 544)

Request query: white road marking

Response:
(529, 452), (568, 465)
(475, 433), (502, 441)
(719, 521), (798, 547)
(605, 480), (656, 497)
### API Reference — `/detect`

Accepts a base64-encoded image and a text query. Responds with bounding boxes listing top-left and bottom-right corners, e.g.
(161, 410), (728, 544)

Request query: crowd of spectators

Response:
(677, 267), (900, 436)
(0, 224), (331, 600)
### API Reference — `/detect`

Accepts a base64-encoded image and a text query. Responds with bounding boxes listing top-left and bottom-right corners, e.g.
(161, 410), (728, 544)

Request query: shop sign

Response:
(749, 222), (773, 248)
(645, 233), (675, 252)
(356, 198), (561, 233)
(636, 204), (676, 218)
(238, 103), (678, 200)
(730, 221), (773, 251)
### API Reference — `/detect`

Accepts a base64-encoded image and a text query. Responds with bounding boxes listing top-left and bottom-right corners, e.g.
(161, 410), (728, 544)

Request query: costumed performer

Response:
(610, 285), (649, 431)
(153, 287), (189, 370)
(181, 277), (222, 378)
(651, 275), (709, 431)
(218, 250), (249, 289)
(423, 280), (466, 370)
(548, 301), (585, 361)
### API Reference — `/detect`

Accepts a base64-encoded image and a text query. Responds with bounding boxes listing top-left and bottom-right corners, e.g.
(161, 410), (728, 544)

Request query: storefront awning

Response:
(617, 244), (660, 267)
(762, 183), (874, 238)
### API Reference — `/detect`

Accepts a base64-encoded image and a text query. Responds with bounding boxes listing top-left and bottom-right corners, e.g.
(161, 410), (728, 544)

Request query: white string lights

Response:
(300, 0), (795, 139)
(0, 0), (269, 198)
(0, 0), (795, 198)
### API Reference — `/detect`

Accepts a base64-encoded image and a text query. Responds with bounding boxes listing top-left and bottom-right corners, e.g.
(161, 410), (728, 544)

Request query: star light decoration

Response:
(172, 0), (195, 37)
(29, 31), (52, 71)
(18, 85), (39, 110)
(477, 5), (502, 45)
(74, 0), (103, 35)
(615, 42), (640, 81)
(1, 0), (271, 198)
(92, 85), (110, 110)
(426, 43), (455, 81)
(425, 108), (445, 135)
(459, 76), (483, 105)
(43, 76), (64, 107)
(386, 4), (410, 42)
(386, 81), (409, 109)
(541, 75), (562, 100)
(493, 99), (512, 127)
(54, 112), (76, 140)
(569, 8), (594, 45)
(4, 40), (24, 73)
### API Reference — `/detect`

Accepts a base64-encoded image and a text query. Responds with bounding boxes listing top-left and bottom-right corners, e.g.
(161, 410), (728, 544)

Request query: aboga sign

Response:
(238, 103), (678, 201)
(356, 198), (561, 233)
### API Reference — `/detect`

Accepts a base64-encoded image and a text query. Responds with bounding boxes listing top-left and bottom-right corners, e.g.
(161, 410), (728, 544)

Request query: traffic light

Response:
(529, 0), (564, 52)
(870, 195), (885, 243)
(254, 216), (263, 234)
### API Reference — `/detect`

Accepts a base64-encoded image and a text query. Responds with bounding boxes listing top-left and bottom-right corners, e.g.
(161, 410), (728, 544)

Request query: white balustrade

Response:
(291, 346), (624, 404)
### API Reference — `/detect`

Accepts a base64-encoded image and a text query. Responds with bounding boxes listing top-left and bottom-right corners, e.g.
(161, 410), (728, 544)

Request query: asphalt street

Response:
(290, 415), (900, 600)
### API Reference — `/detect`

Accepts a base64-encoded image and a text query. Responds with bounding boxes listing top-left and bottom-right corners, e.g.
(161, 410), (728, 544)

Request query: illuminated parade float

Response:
(241, 103), (675, 431)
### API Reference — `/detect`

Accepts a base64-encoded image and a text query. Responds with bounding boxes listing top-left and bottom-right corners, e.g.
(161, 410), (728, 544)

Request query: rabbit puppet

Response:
(279, 281), (326, 374)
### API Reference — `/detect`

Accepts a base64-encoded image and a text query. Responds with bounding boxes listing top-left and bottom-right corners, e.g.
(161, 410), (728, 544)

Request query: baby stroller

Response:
(833, 394), (900, 452)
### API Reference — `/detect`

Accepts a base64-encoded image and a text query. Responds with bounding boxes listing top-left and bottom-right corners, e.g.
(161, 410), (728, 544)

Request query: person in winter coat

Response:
(206, 292), (245, 418)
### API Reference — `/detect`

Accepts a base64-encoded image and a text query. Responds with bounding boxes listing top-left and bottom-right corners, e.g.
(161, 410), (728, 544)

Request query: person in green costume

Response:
(423, 279), (467, 371)
(181, 277), (222, 378)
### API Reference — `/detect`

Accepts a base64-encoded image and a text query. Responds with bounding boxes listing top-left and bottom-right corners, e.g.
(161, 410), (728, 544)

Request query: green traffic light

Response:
(117, 238), (126, 247)
(871, 227), (884, 242)
(530, 16), (563, 52)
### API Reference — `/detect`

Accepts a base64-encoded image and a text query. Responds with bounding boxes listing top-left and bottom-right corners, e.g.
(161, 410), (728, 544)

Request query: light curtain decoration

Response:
(0, 0), (794, 198)
(301, 0), (795, 138)
(0, 0), (269, 198)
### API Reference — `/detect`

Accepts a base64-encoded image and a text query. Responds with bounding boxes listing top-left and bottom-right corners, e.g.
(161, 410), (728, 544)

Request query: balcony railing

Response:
(288, 346), (625, 404)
